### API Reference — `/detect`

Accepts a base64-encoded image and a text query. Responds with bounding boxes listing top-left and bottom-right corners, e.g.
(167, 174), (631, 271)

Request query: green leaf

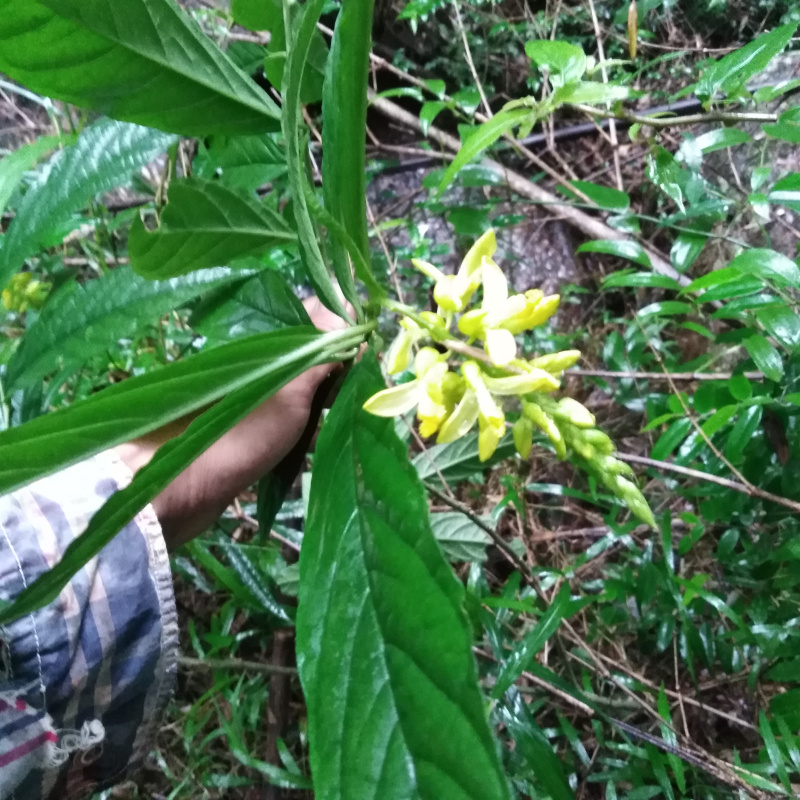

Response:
(576, 239), (652, 267)
(602, 269), (681, 290)
(562, 180), (630, 211)
(671, 227), (709, 274)
(763, 122), (800, 144)
(638, 301), (693, 317)
(194, 134), (288, 193)
(191, 270), (310, 341)
(0, 136), (64, 214)
(6, 266), (254, 391)
(757, 306), (800, 351)
(493, 584), (572, 697)
(413, 432), (516, 483)
(232, 0), (282, 30)
(759, 711), (792, 793)
(768, 172), (800, 212)
(0, 119), (175, 292)
(725, 405), (762, 462)
(129, 178), (295, 279)
(0, 360), (318, 626)
(697, 24), (796, 100)
(525, 40), (587, 84)
(727, 248), (800, 288)
(554, 81), (629, 105)
(297, 354), (510, 800)
(420, 100), (451, 135)
(693, 128), (752, 153)
(744, 334), (784, 381)
(0, 0), (282, 136)
(651, 418), (692, 461)
(322, 0), (374, 289)
(438, 107), (533, 195)
(429, 511), (491, 562)
(0, 326), (350, 496)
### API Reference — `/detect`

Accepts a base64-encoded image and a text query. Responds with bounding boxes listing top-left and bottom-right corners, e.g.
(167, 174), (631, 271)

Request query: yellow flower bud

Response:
(461, 229), (497, 276)
(478, 415), (506, 462)
(483, 369), (560, 396)
(385, 330), (413, 375)
(582, 429), (616, 455)
(554, 397), (596, 429)
(523, 401), (566, 459)
(513, 416), (533, 460)
(529, 350), (581, 374)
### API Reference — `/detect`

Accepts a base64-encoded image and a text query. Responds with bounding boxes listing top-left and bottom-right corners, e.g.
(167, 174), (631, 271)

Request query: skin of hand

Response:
(116, 298), (348, 550)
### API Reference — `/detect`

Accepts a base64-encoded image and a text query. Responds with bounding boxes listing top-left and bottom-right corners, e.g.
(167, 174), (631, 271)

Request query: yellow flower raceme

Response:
(411, 229), (496, 313)
(384, 312), (448, 375)
(458, 256), (561, 366)
(363, 347), (463, 438)
(2, 272), (50, 313)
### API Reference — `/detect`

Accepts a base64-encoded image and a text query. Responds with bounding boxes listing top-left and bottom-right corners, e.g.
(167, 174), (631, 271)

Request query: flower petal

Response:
(385, 330), (413, 375)
(415, 347), (443, 378)
(529, 349), (581, 374)
(412, 258), (446, 283)
(484, 328), (517, 366)
(478, 416), (505, 461)
(483, 368), (560, 396)
(480, 256), (508, 311)
(463, 361), (504, 424)
(363, 381), (420, 417)
(460, 229), (496, 278)
(437, 389), (479, 444)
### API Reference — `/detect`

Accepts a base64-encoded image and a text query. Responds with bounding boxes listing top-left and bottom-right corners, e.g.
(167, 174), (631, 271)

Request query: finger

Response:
(302, 295), (355, 333)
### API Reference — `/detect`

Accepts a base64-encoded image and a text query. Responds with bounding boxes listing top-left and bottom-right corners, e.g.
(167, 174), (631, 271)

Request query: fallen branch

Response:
(572, 103), (779, 129)
(619, 452), (800, 514)
(368, 92), (685, 285)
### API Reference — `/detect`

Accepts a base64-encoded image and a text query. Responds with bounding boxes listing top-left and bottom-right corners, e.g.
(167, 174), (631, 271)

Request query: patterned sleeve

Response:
(0, 451), (179, 800)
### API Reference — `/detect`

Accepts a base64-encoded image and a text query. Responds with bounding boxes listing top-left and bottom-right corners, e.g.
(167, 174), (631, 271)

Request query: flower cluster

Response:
(2, 272), (49, 314)
(363, 229), (655, 529)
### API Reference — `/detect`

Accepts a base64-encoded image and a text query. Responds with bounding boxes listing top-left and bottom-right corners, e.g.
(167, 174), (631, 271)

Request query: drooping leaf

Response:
(763, 122), (800, 144)
(562, 180), (630, 212)
(756, 306), (800, 351)
(697, 23), (796, 100)
(0, 136), (65, 214)
(0, 326), (341, 495)
(525, 40), (587, 84)
(438, 107), (533, 195)
(0, 119), (176, 292)
(297, 354), (510, 800)
(194, 134), (288, 192)
(0, 359), (322, 626)
(6, 266), (255, 391)
(129, 178), (296, 279)
(693, 128), (752, 153)
(576, 239), (652, 267)
(191, 270), (310, 341)
(728, 248), (800, 288)
(0, 0), (282, 136)
(420, 101), (451, 135)
(322, 0), (375, 293)
(429, 511), (491, 562)
(744, 334), (784, 381)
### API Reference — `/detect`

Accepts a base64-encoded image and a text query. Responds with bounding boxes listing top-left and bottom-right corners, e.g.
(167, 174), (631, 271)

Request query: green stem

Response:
(571, 103), (779, 128)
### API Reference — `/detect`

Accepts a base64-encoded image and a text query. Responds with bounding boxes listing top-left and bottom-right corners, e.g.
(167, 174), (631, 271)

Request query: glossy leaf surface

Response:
(0, 119), (175, 291)
(298, 355), (510, 800)
(6, 266), (254, 391)
(0, 327), (326, 495)
(0, 0), (282, 136)
(129, 178), (296, 279)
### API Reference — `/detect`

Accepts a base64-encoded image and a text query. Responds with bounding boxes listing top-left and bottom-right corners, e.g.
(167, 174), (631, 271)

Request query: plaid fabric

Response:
(0, 451), (178, 800)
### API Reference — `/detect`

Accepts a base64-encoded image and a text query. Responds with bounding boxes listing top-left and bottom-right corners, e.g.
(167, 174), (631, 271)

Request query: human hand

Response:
(117, 298), (349, 549)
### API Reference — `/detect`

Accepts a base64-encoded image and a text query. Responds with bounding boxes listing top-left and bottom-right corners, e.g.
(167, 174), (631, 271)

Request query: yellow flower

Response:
(463, 361), (507, 461)
(384, 313), (448, 375)
(458, 258), (561, 366)
(411, 229), (496, 313)
(364, 347), (461, 438)
(529, 349), (581, 375)
(2, 272), (49, 313)
(522, 400), (566, 459)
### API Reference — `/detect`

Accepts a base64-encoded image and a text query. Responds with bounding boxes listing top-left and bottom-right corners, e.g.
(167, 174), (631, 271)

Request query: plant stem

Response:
(178, 656), (297, 676)
(571, 103), (779, 128)
(570, 369), (766, 381)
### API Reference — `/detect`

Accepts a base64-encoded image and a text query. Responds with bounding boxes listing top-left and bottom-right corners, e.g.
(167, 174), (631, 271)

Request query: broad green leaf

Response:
(764, 122), (800, 144)
(638, 301), (693, 317)
(728, 248), (800, 288)
(0, 326), (358, 495)
(429, 511), (491, 562)
(671, 226), (709, 273)
(602, 269), (681, 290)
(493, 584), (572, 697)
(438, 107), (533, 195)
(0, 361), (319, 626)
(561, 180), (630, 211)
(129, 178), (295, 279)
(576, 239), (652, 267)
(6, 266), (254, 391)
(697, 24), (796, 100)
(297, 355), (510, 800)
(420, 100), (451, 135)
(769, 173), (800, 213)
(683, 265), (742, 295)
(0, 0), (282, 136)
(413, 432), (516, 483)
(744, 334), (784, 381)
(194, 134), (288, 192)
(693, 128), (752, 153)
(191, 270), (310, 341)
(756, 306), (800, 351)
(0, 119), (175, 292)
(525, 40), (587, 85)
(0, 136), (64, 214)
